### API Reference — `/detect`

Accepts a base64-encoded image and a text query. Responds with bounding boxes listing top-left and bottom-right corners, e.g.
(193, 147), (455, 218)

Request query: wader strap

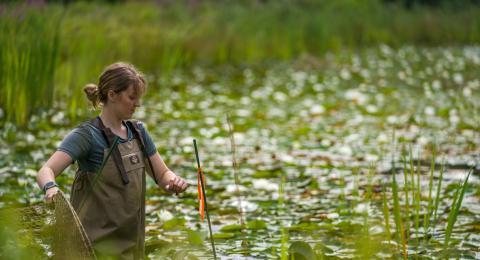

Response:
(91, 117), (130, 185)
(77, 135), (120, 214)
(126, 120), (159, 185)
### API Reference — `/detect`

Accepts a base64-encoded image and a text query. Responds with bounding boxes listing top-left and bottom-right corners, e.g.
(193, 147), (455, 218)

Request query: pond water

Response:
(0, 46), (479, 259)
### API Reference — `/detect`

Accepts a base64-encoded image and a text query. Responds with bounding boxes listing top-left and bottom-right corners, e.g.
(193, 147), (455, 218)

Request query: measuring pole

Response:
(193, 139), (217, 259)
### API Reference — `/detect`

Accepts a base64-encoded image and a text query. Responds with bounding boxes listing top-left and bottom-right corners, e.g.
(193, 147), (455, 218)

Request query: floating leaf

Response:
(212, 233), (235, 239)
(288, 222), (319, 232)
(162, 218), (186, 230)
(247, 219), (267, 230)
(252, 170), (280, 179)
(288, 241), (316, 260)
(187, 230), (204, 246)
(220, 224), (244, 232)
(145, 239), (171, 255)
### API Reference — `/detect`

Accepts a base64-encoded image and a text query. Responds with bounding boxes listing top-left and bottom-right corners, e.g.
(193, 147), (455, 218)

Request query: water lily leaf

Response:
(314, 242), (333, 254)
(288, 241), (316, 260)
(247, 219), (267, 230)
(162, 217), (186, 230)
(217, 208), (241, 215)
(252, 170), (280, 179)
(213, 232), (235, 239)
(187, 230), (205, 246)
(288, 222), (319, 232)
(145, 239), (171, 255)
(220, 224), (244, 232)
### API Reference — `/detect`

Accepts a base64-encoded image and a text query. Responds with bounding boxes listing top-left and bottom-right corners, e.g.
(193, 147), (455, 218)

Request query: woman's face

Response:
(109, 85), (143, 120)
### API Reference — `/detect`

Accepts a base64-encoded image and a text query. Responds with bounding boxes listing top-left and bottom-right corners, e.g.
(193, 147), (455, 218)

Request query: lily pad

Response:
(163, 218), (186, 230)
(252, 170), (281, 179)
(187, 230), (205, 246)
(220, 224), (244, 232)
(212, 232), (236, 239)
(247, 219), (267, 230)
(288, 222), (320, 232)
(288, 241), (316, 260)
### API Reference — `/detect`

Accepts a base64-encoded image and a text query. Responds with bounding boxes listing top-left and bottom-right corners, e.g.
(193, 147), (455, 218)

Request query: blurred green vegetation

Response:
(1, 0), (480, 124)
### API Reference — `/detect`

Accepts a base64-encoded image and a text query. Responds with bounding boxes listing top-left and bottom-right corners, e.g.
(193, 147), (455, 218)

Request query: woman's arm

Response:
(148, 152), (188, 194)
(37, 151), (73, 202)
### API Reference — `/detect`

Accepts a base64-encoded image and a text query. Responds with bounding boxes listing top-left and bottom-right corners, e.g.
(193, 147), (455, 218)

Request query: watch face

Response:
(44, 182), (56, 192)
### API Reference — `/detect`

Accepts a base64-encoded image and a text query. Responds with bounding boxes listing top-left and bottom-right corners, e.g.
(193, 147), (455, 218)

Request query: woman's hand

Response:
(44, 187), (60, 203)
(165, 175), (189, 195)
(148, 152), (189, 195)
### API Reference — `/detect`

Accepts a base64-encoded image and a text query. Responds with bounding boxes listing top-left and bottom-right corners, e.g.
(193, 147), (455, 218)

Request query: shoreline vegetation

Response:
(1, 0), (480, 124)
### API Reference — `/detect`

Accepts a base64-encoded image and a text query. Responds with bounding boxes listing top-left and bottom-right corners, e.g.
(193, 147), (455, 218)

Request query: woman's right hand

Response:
(44, 187), (60, 203)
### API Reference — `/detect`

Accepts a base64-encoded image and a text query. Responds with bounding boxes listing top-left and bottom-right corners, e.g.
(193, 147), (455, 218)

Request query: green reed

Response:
(383, 142), (474, 258)
(382, 181), (392, 243)
(0, 6), (62, 124)
(278, 166), (287, 259)
(225, 114), (249, 254)
(401, 156), (411, 240)
(444, 169), (471, 250)
(414, 154), (421, 241)
(280, 227), (288, 260)
(423, 146), (436, 241)
(432, 162), (445, 234)
(391, 162), (408, 258)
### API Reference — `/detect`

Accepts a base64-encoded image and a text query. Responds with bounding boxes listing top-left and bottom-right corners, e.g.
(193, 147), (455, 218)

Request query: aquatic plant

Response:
(444, 169), (472, 251)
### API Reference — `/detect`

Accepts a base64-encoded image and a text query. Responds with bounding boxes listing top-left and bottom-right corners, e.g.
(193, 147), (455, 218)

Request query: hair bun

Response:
(84, 83), (100, 108)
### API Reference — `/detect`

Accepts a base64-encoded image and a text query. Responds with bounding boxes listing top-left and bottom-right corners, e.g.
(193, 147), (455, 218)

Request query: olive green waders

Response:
(70, 117), (157, 260)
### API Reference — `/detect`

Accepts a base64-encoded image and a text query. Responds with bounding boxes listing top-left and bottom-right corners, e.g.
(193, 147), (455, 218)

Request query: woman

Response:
(36, 62), (188, 259)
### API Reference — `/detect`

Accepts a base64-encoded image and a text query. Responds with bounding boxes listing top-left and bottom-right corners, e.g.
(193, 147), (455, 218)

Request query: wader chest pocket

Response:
(122, 151), (145, 173)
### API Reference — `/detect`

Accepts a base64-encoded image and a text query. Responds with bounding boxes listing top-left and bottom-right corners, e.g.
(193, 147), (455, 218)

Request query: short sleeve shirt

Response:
(57, 120), (157, 172)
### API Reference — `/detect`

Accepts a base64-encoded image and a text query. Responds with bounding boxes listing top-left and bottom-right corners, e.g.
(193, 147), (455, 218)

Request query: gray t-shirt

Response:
(58, 120), (157, 172)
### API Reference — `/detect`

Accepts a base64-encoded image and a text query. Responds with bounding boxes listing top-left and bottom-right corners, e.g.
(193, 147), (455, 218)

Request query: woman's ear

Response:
(107, 90), (117, 103)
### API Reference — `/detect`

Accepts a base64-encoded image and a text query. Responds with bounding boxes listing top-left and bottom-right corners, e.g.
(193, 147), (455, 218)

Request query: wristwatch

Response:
(43, 181), (58, 193)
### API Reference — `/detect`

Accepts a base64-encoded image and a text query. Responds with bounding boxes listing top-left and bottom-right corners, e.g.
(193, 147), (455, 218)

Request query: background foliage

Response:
(1, 0), (480, 124)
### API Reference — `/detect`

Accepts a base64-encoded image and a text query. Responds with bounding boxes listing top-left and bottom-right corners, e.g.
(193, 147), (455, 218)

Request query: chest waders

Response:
(70, 117), (158, 260)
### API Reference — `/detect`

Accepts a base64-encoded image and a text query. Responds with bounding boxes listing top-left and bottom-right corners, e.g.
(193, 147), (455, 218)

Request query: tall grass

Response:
(383, 145), (472, 257)
(2, 1), (480, 124)
(382, 181), (392, 243)
(391, 161), (408, 258)
(401, 156), (411, 240)
(443, 169), (471, 250)
(225, 113), (249, 253)
(0, 5), (62, 125)
(432, 162), (445, 234)
(423, 146), (436, 241)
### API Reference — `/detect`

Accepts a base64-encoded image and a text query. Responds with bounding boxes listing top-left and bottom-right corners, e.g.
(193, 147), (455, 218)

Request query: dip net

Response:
(0, 191), (96, 259)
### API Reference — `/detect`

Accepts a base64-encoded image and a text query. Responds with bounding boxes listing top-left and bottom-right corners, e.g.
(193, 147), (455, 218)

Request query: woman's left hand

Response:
(165, 175), (189, 195)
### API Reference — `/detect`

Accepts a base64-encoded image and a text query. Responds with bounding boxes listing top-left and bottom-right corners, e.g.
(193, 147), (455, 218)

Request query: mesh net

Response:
(0, 191), (96, 259)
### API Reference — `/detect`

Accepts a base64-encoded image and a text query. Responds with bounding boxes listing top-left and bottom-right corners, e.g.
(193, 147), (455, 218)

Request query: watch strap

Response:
(43, 181), (58, 193)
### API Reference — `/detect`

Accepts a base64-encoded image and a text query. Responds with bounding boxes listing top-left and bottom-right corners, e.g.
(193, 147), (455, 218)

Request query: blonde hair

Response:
(84, 62), (147, 109)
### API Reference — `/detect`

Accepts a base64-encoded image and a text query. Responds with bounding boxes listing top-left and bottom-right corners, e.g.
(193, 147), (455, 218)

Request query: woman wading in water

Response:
(36, 62), (188, 259)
